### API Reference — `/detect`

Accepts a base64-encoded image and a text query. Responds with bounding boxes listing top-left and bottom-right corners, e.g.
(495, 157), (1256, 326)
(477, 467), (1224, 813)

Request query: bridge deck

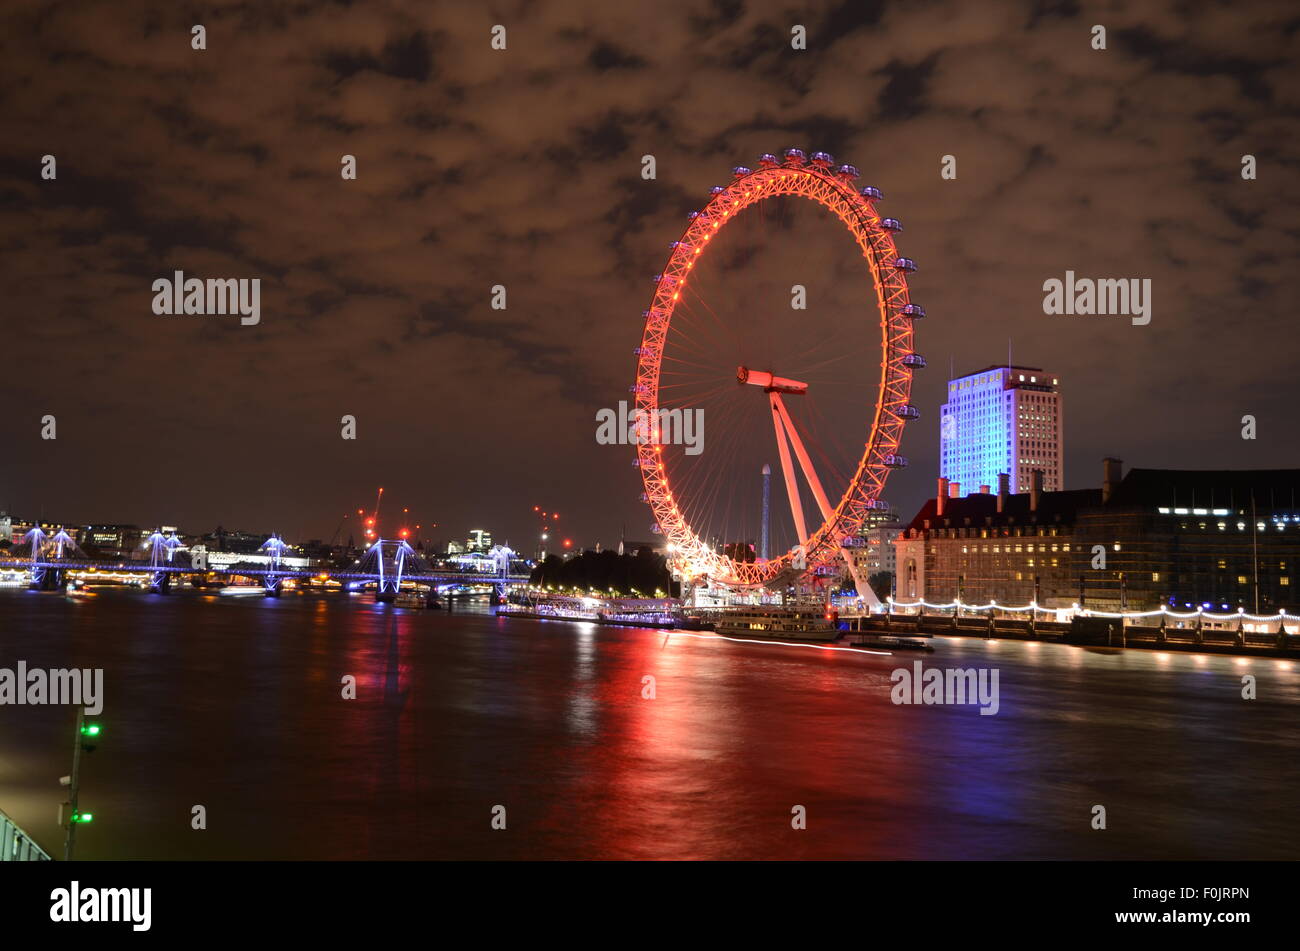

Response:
(0, 560), (529, 585)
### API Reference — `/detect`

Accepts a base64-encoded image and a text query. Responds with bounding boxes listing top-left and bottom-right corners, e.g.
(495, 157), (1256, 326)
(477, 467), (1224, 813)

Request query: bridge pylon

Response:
(144, 529), (183, 594)
(23, 527), (80, 591)
(259, 535), (293, 598)
(358, 538), (424, 602)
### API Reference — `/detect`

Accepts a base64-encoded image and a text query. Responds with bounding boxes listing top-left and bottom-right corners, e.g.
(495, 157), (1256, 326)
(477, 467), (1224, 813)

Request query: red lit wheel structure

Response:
(632, 150), (925, 596)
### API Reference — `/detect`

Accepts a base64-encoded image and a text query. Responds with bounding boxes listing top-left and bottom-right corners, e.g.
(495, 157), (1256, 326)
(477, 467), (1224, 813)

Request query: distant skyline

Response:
(2, 1), (1297, 550)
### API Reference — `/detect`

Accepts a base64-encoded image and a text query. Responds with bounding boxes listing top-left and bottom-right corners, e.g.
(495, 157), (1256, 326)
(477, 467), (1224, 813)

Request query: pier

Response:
(843, 603), (1300, 659)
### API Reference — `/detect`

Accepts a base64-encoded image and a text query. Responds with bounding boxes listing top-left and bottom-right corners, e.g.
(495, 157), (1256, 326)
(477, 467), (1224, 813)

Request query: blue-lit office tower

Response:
(939, 365), (1063, 494)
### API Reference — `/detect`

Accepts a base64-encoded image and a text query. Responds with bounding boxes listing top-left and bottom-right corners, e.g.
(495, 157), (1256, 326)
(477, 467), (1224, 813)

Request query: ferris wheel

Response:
(632, 150), (925, 599)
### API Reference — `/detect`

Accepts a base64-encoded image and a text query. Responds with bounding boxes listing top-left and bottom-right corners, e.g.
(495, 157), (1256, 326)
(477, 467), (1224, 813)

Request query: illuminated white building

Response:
(197, 548), (311, 570)
(940, 365), (1063, 494)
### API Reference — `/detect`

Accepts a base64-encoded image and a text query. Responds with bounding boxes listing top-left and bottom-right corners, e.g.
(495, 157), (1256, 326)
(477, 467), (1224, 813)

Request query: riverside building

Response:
(895, 460), (1300, 613)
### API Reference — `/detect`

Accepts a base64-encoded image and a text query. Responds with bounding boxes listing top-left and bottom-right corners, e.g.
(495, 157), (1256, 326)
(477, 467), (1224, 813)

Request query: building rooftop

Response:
(904, 489), (1101, 532)
(1107, 468), (1300, 510)
(957, 364), (1045, 378)
(904, 466), (1300, 533)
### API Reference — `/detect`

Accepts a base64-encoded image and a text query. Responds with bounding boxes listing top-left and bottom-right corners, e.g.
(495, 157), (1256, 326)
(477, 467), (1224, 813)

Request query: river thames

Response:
(1, 587), (1297, 860)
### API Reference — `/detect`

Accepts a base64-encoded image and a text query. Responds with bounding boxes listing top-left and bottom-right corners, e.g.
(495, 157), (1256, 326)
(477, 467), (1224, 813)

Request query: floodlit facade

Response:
(940, 365), (1062, 494)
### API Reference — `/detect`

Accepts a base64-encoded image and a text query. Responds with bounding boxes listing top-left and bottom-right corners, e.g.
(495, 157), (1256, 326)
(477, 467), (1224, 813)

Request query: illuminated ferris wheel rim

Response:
(633, 150), (925, 588)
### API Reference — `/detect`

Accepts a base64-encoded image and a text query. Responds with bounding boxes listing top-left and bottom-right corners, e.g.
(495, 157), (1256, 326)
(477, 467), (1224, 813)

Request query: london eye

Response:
(632, 150), (925, 602)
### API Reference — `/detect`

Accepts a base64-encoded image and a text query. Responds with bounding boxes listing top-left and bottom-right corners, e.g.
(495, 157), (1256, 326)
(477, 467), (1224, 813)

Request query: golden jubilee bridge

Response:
(1, 528), (529, 602)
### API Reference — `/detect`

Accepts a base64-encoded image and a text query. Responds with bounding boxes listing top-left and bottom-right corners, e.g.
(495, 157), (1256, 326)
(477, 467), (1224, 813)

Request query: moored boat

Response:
(713, 607), (840, 642)
(499, 591), (681, 628)
(848, 633), (934, 652)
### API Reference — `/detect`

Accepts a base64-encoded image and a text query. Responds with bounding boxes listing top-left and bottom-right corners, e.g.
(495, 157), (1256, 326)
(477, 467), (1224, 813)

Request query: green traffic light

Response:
(72, 812), (93, 823)
(81, 723), (101, 736)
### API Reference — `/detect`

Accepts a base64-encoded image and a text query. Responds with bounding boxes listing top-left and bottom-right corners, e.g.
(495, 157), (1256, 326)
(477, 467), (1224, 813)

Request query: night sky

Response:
(1, 0), (1297, 552)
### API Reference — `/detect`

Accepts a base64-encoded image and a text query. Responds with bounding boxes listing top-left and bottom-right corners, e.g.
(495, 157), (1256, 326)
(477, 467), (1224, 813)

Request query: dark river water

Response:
(1, 586), (1297, 860)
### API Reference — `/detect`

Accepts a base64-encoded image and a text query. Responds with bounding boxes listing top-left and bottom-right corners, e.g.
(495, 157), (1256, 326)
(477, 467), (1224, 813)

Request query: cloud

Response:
(0, 0), (1295, 545)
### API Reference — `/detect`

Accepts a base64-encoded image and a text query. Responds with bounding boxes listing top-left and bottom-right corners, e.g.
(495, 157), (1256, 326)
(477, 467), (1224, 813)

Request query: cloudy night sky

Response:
(1, 0), (1296, 551)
